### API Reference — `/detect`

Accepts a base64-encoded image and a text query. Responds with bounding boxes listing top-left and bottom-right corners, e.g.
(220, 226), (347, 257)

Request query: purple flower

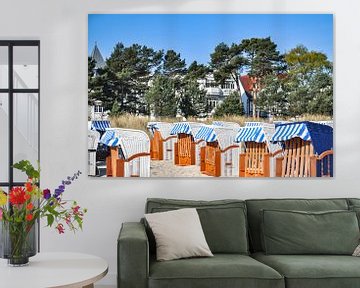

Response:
(43, 189), (51, 200)
(54, 189), (62, 197)
(54, 171), (81, 199)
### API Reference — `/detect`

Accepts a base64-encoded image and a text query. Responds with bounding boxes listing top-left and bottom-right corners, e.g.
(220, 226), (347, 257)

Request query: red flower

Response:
(72, 205), (80, 215)
(26, 214), (33, 221)
(24, 193), (31, 201)
(26, 203), (34, 210)
(56, 223), (65, 234)
(25, 182), (33, 192)
(9, 187), (26, 205)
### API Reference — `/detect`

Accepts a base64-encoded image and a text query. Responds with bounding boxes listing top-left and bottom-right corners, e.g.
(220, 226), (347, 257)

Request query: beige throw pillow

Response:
(145, 208), (213, 261)
(353, 244), (360, 256)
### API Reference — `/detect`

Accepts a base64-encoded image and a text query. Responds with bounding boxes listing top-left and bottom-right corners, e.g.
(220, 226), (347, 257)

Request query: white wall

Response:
(1, 0), (360, 286)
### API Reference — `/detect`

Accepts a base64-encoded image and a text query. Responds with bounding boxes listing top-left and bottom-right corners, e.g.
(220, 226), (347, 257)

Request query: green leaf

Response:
(47, 214), (54, 227)
(13, 160), (40, 180)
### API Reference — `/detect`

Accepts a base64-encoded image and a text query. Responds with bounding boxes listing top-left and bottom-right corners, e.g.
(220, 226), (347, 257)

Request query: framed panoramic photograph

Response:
(87, 14), (333, 178)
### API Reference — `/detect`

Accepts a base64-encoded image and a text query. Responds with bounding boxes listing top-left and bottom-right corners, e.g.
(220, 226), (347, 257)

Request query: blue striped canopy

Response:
(195, 125), (239, 149)
(235, 127), (266, 143)
(170, 122), (192, 135)
(100, 130), (120, 147)
(194, 126), (217, 143)
(271, 122), (310, 142)
(271, 121), (333, 155)
(91, 120), (111, 132)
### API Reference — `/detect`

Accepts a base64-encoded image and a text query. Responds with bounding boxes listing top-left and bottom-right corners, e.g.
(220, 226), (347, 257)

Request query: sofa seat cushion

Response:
(149, 254), (284, 288)
(252, 252), (360, 288)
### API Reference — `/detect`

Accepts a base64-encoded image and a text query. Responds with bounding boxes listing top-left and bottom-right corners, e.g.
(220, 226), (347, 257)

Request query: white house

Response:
(198, 74), (253, 116)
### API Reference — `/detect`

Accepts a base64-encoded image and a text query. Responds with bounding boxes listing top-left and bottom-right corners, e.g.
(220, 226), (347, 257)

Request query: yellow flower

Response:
(0, 190), (7, 206)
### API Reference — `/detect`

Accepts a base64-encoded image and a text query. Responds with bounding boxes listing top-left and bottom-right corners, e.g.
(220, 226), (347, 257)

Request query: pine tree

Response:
(145, 75), (177, 117)
(214, 91), (244, 117)
(241, 37), (284, 117)
(210, 43), (248, 102)
(103, 42), (163, 114)
(179, 80), (208, 118)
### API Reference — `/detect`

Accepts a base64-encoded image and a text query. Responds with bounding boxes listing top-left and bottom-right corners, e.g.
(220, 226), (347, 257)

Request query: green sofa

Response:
(118, 198), (360, 288)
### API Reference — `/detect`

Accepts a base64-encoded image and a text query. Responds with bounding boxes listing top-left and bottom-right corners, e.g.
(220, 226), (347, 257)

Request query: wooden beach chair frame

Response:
(275, 137), (333, 177)
(239, 142), (272, 177)
(105, 128), (151, 177)
(149, 123), (177, 161)
(236, 123), (280, 178)
(196, 125), (240, 177)
(172, 123), (204, 166)
(200, 142), (239, 177)
(174, 133), (196, 166)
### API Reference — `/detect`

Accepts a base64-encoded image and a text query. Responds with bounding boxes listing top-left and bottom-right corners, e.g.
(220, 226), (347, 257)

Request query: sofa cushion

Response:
(246, 198), (349, 252)
(149, 254), (284, 288)
(347, 198), (360, 207)
(145, 208), (213, 261)
(252, 252), (360, 288)
(261, 209), (359, 255)
(146, 198), (248, 254)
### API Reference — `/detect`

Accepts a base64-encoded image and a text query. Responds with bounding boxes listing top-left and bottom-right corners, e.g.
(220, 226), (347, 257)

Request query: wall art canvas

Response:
(88, 14), (333, 178)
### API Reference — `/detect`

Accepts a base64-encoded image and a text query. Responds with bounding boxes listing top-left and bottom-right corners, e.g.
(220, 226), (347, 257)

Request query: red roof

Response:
(240, 75), (256, 92)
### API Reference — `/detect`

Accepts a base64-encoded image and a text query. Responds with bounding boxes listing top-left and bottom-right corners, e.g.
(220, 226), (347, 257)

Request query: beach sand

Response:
(150, 160), (210, 177)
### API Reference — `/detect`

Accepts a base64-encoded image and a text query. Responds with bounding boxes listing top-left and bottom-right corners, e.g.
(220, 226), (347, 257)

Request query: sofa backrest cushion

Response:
(246, 198), (349, 252)
(145, 198), (249, 254)
(261, 209), (359, 255)
(348, 198), (360, 207)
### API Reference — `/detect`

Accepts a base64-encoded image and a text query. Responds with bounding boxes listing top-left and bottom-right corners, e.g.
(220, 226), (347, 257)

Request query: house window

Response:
(0, 40), (40, 189)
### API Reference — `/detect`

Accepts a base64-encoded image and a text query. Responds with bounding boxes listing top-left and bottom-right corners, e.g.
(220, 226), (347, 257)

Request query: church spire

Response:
(91, 42), (105, 69)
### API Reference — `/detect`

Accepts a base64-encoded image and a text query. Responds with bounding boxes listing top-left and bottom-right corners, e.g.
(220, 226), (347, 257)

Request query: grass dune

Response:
(110, 113), (332, 134)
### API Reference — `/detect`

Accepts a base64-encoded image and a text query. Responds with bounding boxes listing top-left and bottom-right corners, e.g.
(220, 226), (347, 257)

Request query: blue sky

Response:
(88, 14), (333, 65)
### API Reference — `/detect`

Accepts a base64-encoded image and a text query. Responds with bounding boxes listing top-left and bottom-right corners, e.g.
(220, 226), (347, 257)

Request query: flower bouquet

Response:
(0, 160), (87, 266)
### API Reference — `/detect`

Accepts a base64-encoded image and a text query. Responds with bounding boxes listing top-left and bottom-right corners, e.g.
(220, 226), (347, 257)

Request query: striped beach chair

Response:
(271, 121), (333, 177)
(147, 122), (176, 161)
(100, 128), (151, 177)
(90, 120), (111, 134)
(88, 130), (100, 176)
(170, 122), (205, 166)
(195, 125), (240, 177)
(235, 123), (281, 177)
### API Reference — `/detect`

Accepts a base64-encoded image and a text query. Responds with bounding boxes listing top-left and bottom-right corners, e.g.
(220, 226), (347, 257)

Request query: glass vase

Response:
(0, 220), (37, 266)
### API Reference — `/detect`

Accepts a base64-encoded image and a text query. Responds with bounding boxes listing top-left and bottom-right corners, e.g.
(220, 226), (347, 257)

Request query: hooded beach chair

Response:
(170, 122), (205, 166)
(88, 130), (100, 176)
(195, 125), (240, 177)
(147, 122), (176, 161)
(235, 122), (281, 177)
(271, 121), (333, 177)
(100, 128), (151, 177)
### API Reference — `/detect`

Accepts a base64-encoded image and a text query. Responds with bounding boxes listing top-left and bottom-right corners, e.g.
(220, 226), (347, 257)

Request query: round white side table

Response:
(0, 252), (108, 288)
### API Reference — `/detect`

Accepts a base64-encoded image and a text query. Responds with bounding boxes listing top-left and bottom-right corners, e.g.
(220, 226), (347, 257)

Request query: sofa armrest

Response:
(118, 222), (149, 288)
